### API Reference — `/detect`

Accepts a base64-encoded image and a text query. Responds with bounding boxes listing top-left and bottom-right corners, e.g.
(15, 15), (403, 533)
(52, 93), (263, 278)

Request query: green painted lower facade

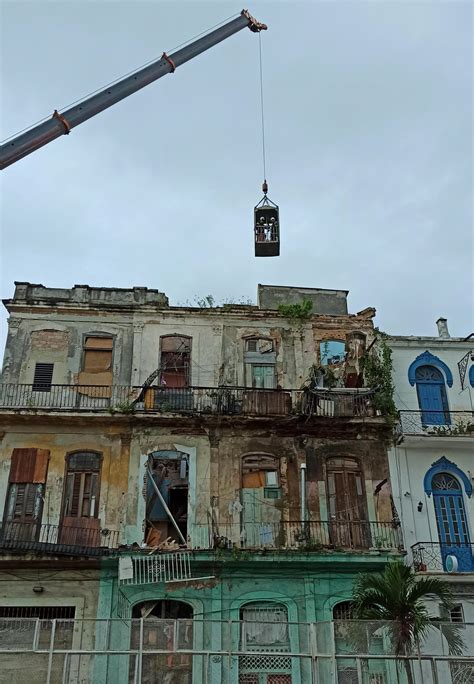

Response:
(93, 550), (401, 684)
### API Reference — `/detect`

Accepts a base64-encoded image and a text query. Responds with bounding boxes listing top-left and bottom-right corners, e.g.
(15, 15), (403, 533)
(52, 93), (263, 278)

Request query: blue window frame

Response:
(432, 473), (473, 572)
(414, 365), (450, 425)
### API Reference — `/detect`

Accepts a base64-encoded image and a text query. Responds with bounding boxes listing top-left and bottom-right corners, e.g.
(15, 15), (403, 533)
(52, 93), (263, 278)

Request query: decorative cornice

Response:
(408, 350), (453, 387)
(424, 456), (472, 498)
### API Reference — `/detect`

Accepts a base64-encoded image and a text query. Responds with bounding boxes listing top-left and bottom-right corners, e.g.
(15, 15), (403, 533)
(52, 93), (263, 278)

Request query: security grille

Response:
(239, 655), (292, 671)
(0, 606), (75, 619)
(32, 363), (54, 392)
(450, 605), (465, 623)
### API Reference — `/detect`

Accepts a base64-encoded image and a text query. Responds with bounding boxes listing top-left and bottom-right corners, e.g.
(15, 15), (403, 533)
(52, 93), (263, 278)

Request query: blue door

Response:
(433, 473), (473, 571)
(415, 365), (450, 425)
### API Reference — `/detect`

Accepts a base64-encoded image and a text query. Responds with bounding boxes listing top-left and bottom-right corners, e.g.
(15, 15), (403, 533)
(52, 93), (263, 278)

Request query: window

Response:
(415, 365), (450, 426)
(82, 336), (113, 374)
(242, 455), (279, 489)
(63, 452), (101, 518)
(0, 606), (75, 619)
(3, 449), (49, 534)
(160, 335), (191, 388)
(32, 362), (54, 392)
(240, 602), (289, 650)
(320, 340), (346, 366)
(333, 601), (354, 620)
(244, 337), (276, 389)
(326, 457), (369, 548)
(449, 604), (464, 623)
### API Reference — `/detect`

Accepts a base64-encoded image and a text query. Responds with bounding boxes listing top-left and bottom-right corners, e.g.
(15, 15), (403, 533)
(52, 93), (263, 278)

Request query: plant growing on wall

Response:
(362, 331), (396, 420)
(278, 299), (313, 323)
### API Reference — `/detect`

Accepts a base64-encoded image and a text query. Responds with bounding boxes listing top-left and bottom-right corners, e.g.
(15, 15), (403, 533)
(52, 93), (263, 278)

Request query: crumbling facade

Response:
(0, 282), (404, 683)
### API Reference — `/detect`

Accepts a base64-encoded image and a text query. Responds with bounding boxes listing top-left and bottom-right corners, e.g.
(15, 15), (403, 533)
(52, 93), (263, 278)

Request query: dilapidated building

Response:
(0, 282), (405, 683)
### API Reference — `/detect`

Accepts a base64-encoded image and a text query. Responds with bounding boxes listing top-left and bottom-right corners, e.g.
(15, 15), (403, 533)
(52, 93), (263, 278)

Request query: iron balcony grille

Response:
(397, 410), (474, 437)
(412, 541), (474, 573)
(0, 521), (119, 556)
(190, 520), (403, 551)
(0, 383), (379, 418)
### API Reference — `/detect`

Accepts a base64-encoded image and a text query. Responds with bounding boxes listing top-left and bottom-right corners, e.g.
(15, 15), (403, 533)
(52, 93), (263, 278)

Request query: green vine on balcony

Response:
(362, 331), (396, 421)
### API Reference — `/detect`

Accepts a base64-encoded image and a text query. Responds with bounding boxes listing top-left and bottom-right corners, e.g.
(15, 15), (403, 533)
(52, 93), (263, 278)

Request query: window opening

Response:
(432, 472), (472, 571)
(160, 336), (191, 388)
(3, 449), (49, 541)
(326, 457), (369, 548)
(0, 606), (75, 619)
(239, 602), (291, 681)
(244, 338), (276, 390)
(82, 336), (113, 373)
(32, 362), (54, 392)
(130, 600), (193, 684)
(333, 601), (354, 620)
(449, 604), (464, 623)
(145, 451), (189, 546)
(241, 455), (281, 548)
(415, 365), (450, 426)
(60, 452), (102, 547)
(320, 340), (346, 366)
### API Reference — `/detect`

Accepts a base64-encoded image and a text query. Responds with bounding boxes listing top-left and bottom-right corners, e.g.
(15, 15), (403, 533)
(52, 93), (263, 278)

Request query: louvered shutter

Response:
(9, 449), (49, 483)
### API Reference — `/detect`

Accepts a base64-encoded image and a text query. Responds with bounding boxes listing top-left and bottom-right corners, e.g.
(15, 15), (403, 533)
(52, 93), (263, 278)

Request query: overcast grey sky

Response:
(1, 0), (472, 352)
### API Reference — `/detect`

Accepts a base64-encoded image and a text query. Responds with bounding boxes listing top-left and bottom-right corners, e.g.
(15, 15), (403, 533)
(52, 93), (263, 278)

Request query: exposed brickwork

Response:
(30, 330), (69, 351)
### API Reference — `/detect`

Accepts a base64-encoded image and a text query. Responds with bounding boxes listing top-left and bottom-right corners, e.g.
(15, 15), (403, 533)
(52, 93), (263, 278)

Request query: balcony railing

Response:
(0, 383), (378, 418)
(0, 521), (120, 556)
(397, 410), (474, 437)
(191, 520), (403, 551)
(412, 541), (474, 573)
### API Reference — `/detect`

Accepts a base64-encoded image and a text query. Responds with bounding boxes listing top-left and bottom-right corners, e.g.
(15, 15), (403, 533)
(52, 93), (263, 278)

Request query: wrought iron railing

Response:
(0, 521), (120, 556)
(191, 519), (403, 551)
(397, 410), (474, 437)
(412, 541), (474, 573)
(0, 383), (379, 418)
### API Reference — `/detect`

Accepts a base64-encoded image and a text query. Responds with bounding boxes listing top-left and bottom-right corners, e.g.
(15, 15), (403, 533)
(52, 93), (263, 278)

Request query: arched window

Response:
(415, 365), (450, 426)
(160, 335), (192, 387)
(431, 472), (472, 571)
(333, 601), (354, 620)
(131, 600), (193, 681)
(240, 602), (289, 650)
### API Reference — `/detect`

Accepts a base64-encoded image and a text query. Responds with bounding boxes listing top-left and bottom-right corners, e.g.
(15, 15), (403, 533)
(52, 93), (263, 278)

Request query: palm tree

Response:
(351, 561), (463, 684)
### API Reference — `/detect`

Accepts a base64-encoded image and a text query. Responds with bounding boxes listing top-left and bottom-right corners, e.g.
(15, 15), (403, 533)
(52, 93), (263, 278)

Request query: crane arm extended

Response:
(0, 9), (267, 170)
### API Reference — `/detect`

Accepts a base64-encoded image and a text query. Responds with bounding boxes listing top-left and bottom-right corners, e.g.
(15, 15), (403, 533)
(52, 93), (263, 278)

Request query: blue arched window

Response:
(424, 458), (473, 572)
(414, 365), (450, 426)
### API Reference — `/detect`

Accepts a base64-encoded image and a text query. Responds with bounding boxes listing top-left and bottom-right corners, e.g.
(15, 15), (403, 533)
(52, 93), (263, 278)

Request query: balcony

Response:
(397, 410), (474, 438)
(412, 542), (474, 573)
(191, 520), (403, 551)
(0, 383), (378, 419)
(0, 521), (120, 557)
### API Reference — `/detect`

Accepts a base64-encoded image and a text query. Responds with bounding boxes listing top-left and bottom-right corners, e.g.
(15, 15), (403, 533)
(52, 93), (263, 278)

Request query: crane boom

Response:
(0, 9), (267, 170)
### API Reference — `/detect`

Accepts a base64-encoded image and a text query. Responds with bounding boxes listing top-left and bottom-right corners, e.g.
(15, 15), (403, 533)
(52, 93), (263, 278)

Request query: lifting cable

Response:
(258, 31), (268, 192)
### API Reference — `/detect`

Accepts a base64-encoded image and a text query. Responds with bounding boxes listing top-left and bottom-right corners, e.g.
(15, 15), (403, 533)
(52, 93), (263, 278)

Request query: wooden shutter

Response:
(9, 449), (50, 484)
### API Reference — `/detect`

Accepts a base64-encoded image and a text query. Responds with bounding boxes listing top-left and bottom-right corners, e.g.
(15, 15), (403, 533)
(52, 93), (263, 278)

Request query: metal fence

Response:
(397, 411), (474, 437)
(0, 522), (119, 556)
(0, 383), (378, 418)
(412, 541), (474, 573)
(192, 520), (403, 551)
(0, 618), (472, 684)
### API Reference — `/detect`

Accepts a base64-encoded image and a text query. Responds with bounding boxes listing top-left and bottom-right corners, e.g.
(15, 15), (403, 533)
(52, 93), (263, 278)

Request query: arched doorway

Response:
(432, 472), (472, 571)
(415, 365), (450, 426)
(239, 601), (291, 683)
(130, 600), (193, 683)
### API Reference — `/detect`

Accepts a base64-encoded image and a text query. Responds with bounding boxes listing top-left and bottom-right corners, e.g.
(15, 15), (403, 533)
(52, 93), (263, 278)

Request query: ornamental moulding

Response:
(423, 456), (472, 498)
(408, 350), (453, 387)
